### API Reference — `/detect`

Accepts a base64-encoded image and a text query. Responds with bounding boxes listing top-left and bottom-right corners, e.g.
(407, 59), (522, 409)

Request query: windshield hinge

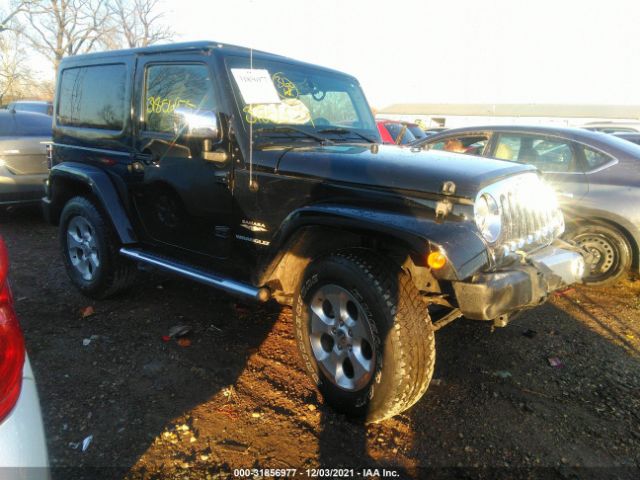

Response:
(435, 199), (453, 222)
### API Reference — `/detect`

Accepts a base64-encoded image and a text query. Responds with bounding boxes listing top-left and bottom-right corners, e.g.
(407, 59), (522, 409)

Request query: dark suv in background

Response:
(44, 42), (587, 422)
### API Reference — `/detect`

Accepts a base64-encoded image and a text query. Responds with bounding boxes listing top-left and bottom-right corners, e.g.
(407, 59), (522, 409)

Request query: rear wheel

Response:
(569, 223), (631, 286)
(293, 249), (435, 423)
(59, 196), (136, 298)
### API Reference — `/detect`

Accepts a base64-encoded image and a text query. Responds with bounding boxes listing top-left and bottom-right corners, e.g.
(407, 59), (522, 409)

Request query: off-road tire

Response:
(59, 196), (136, 298)
(568, 223), (631, 287)
(293, 248), (435, 423)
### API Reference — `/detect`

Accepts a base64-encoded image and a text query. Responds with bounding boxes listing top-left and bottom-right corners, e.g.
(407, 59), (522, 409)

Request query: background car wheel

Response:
(569, 223), (631, 286)
(60, 196), (136, 298)
(293, 249), (435, 423)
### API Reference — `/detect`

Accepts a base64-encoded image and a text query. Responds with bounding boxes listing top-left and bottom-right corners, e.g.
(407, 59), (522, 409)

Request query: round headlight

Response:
(474, 193), (502, 243)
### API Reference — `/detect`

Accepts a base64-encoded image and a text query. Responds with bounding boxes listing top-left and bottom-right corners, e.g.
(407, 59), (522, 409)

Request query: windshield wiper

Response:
(317, 127), (377, 143)
(256, 126), (332, 144)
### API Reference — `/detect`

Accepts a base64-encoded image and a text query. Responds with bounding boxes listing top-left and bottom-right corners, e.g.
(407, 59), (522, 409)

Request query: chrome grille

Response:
(477, 173), (564, 262)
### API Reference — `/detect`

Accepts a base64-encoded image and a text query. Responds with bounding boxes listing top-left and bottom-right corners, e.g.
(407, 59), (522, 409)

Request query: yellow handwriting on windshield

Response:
(272, 72), (299, 99)
(244, 99), (312, 125)
(147, 96), (197, 114)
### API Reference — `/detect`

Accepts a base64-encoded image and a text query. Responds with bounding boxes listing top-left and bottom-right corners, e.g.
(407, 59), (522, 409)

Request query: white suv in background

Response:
(580, 120), (640, 133)
(0, 236), (49, 478)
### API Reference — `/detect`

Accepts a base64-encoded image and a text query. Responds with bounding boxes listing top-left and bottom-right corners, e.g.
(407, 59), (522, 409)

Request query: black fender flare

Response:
(46, 162), (137, 244)
(260, 204), (489, 282)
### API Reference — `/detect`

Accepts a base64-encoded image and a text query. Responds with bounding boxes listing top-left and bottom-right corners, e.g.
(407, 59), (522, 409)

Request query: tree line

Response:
(0, 0), (174, 104)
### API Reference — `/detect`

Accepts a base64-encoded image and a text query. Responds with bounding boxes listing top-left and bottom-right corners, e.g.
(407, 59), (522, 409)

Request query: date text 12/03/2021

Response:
(233, 468), (400, 478)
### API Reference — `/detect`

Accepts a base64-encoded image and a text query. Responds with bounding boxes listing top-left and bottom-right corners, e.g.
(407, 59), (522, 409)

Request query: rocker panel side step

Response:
(120, 247), (270, 302)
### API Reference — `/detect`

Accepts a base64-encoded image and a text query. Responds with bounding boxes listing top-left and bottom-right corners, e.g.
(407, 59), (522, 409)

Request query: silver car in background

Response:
(0, 110), (52, 209)
(415, 125), (640, 286)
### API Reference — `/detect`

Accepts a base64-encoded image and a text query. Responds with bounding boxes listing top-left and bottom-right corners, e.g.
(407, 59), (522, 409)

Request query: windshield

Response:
(226, 56), (378, 143)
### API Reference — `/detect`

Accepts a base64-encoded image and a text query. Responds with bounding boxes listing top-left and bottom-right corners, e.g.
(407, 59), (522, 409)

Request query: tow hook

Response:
(492, 310), (523, 329)
(493, 314), (510, 328)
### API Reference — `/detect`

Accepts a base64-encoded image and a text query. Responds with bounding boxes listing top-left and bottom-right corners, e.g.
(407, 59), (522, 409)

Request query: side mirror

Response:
(173, 107), (220, 141)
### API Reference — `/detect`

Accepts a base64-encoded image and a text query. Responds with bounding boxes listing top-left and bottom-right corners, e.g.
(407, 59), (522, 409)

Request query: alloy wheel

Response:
(67, 216), (100, 281)
(308, 284), (376, 391)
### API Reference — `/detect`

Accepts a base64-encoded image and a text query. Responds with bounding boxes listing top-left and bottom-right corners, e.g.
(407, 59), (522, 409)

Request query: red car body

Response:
(376, 119), (418, 145)
(0, 236), (25, 422)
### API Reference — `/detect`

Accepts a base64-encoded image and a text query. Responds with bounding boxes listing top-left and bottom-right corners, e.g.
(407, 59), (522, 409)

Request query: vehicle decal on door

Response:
(235, 234), (270, 246)
(240, 220), (268, 233)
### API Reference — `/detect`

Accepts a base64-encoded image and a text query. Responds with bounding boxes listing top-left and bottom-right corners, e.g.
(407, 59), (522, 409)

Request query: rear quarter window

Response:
(582, 147), (613, 171)
(57, 64), (127, 130)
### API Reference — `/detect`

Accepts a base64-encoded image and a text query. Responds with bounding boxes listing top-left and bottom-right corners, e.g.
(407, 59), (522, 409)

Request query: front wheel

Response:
(60, 196), (136, 298)
(293, 249), (435, 423)
(568, 224), (631, 286)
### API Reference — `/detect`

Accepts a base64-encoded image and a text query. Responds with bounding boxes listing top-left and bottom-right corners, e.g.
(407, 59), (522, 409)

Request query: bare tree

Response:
(0, 0), (35, 33)
(110, 0), (173, 49)
(0, 29), (34, 103)
(22, 0), (113, 72)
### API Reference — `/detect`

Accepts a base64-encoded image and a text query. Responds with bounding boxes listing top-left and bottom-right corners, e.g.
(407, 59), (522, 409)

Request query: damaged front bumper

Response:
(452, 240), (587, 321)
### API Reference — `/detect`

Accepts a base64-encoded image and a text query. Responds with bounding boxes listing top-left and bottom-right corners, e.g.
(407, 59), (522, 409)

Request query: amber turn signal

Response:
(427, 251), (447, 270)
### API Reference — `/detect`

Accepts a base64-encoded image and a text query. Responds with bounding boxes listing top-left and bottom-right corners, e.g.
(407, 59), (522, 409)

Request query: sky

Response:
(163, 0), (640, 108)
(4, 0), (640, 108)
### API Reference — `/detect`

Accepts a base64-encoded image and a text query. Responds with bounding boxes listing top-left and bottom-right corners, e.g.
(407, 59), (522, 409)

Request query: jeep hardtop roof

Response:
(58, 41), (353, 80)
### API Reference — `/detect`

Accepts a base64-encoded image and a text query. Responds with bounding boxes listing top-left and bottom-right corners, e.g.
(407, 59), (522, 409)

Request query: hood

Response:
(275, 144), (535, 199)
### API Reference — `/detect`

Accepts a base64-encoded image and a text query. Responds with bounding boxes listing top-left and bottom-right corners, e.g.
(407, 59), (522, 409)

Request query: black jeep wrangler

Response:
(44, 41), (587, 422)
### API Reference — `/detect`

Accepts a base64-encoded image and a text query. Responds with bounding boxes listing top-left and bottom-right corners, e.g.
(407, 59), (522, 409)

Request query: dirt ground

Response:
(1, 207), (639, 480)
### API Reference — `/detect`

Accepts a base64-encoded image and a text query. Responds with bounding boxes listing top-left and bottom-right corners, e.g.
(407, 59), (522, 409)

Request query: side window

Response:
(494, 134), (576, 172)
(58, 64), (127, 130)
(459, 135), (488, 155)
(494, 135), (521, 160)
(144, 64), (216, 133)
(529, 137), (575, 172)
(583, 147), (612, 171)
(430, 135), (489, 155)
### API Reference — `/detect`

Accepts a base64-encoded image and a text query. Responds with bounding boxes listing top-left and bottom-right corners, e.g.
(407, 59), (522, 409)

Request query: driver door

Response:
(131, 58), (234, 259)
